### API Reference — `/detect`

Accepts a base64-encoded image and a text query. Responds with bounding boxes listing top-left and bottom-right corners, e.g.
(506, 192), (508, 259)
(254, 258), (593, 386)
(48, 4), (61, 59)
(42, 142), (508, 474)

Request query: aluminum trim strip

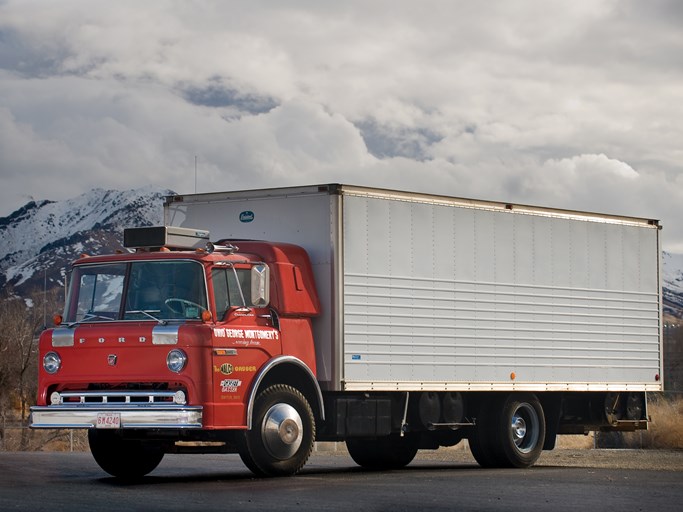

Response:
(152, 324), (179, 345)
(340, 185), (658, 228)
(245, 355), (325, 429)
(51, 328), (75, 347)
(342, 381), (663, 392)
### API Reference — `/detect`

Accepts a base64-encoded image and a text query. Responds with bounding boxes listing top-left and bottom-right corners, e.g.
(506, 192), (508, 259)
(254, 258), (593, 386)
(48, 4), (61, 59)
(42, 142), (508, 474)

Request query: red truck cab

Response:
(31, 227), (324, 478)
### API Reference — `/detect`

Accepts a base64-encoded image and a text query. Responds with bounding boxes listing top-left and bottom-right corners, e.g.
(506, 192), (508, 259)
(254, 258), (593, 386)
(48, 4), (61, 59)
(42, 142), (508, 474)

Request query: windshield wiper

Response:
(125, 310), (167, 325)
(66, 310), (168, 328)
(66, 312), (115, 328)
(83, 312), (114, 321)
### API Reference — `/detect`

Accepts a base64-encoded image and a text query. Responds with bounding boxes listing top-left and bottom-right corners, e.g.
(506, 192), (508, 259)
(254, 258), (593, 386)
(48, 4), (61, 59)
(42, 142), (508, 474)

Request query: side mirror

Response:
(251, 264), (270, 307)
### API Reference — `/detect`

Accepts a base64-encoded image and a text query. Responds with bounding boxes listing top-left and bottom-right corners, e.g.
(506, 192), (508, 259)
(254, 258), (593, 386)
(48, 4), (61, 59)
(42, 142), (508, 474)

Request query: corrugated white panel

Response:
(453, 207), (476, 281)
(342, 194), (660, 390)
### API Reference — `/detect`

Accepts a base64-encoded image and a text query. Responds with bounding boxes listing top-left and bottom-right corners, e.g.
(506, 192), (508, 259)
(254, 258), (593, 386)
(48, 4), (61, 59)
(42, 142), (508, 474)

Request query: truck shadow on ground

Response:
(96, 462), (520, 487)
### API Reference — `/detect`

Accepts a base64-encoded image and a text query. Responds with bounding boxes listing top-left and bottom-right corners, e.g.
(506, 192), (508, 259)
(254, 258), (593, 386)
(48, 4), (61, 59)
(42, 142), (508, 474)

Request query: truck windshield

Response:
(65, 260), (207, 323)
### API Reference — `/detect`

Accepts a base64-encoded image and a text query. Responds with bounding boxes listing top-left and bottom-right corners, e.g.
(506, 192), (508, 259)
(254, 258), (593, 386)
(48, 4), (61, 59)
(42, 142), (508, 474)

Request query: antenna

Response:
(43, 268), (47, 329)
(194, 155), (198, 193)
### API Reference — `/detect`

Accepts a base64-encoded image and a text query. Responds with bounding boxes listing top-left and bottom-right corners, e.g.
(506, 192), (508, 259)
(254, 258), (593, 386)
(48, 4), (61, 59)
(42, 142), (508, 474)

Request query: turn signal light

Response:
(53, 314), (63, 326)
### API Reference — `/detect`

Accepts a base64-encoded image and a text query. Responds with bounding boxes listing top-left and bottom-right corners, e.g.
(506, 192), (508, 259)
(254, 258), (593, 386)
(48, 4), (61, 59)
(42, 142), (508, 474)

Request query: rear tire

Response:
(239, 384), (315, 477)
(469, 393), (545, 468)
(346, 433), (419, 470)
(469, 396), (505, 468)
(88, 429), (164, 479)
(496, 393), (545, 468)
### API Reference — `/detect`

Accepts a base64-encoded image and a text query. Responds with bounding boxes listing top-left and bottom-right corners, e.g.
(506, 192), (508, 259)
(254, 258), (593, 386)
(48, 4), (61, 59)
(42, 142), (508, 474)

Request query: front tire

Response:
(239, 384), (315, 477)
(88, 429), (164, 479)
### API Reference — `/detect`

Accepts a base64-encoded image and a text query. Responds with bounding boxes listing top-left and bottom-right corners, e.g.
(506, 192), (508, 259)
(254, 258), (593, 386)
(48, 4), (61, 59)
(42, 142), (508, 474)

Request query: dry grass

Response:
(635, 395), (683, 449)
(0, 427), (88, 452)
(595, 394), (683, 449)
(556, 434), (595, 449)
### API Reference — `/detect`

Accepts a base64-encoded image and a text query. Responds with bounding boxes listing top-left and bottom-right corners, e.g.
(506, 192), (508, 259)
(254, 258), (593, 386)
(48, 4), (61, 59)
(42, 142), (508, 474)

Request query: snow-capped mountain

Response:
(663, 251), (683, 320)
(0, 187), (172, 296)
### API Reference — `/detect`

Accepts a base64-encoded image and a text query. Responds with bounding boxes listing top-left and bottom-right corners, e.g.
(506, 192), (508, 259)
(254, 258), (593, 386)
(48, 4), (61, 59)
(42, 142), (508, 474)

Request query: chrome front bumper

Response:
(31, 389), (203, 429)
(30, 404), (203, 429)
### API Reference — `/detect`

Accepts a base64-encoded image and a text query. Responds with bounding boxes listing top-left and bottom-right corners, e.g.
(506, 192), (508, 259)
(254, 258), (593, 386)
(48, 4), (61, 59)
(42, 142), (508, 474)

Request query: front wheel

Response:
(88, 429), (164, 479)
(239, 384), (315, 477)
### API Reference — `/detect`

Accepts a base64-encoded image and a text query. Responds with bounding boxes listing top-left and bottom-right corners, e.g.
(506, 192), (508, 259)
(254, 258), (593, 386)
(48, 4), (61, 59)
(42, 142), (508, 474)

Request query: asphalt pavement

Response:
(1, 451), (681, 511)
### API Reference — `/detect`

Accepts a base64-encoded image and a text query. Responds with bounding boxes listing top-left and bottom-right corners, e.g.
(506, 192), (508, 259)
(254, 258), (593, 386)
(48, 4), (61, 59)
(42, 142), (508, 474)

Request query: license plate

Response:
(96, 412), (121, 429)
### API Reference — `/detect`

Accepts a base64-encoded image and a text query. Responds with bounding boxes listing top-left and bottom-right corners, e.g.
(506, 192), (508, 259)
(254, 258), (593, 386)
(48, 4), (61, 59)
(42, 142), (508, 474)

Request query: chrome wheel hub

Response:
(262, 403), (303, 460)
(512, 416), (527, 441)
(510, 403), (539, 454)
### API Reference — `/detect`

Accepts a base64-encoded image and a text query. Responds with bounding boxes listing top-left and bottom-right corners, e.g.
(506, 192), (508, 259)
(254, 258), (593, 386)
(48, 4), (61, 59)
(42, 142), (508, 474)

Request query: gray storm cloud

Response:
(1, 0), (682, 251)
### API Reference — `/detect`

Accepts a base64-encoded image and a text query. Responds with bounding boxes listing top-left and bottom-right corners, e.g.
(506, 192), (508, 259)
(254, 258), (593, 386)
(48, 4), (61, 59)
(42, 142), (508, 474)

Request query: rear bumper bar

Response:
(30, 405), (203, 429)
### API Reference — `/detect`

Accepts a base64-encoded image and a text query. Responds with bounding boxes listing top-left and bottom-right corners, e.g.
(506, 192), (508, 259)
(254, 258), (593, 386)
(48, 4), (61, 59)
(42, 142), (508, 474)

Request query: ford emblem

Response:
(239, 211), (255, 223)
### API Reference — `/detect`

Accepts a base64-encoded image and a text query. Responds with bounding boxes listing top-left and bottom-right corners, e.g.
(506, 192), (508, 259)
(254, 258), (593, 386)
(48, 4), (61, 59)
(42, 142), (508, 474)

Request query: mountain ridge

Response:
(0, 187), (171, 294)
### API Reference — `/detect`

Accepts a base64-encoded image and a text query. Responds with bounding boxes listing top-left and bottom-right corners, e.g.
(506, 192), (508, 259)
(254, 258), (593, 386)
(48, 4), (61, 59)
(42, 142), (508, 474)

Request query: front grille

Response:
(52, 389), (187, 405)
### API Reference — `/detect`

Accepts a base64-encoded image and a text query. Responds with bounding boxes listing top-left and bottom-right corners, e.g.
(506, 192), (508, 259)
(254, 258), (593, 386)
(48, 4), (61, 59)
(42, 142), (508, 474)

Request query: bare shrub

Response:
(664, 325), (683, 393)
(638, 394), (683, 449)
(556, 434), (594, 449)
(0, 286), (63, 451)
(597, 394), (683, 449)
(1, 427), (88, 452)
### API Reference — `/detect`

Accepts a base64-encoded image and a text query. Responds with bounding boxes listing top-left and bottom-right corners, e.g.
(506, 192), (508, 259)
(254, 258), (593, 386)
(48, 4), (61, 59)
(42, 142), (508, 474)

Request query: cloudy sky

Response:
(1, 0), (682, 251)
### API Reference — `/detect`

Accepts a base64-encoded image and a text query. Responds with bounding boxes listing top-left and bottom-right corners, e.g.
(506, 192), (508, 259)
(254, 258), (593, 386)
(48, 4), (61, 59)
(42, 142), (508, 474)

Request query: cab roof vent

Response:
(124, 226), (210, 250)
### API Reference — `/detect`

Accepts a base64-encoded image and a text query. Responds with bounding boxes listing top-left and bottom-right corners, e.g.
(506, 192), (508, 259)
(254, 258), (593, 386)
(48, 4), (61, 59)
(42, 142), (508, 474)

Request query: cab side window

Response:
(212, 267), (252, 320)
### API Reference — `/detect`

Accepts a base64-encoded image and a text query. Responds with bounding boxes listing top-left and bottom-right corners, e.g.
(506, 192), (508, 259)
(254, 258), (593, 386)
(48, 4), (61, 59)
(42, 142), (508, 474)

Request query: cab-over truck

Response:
(31, 184), (662, 477)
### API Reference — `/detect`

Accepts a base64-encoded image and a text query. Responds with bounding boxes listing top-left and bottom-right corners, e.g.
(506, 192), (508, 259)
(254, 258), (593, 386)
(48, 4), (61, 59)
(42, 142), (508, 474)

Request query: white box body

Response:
(165, 184), (662, 393)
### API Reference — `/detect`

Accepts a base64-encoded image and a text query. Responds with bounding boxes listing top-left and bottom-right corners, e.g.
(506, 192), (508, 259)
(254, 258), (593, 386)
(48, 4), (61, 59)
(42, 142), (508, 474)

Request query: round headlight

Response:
(43, 352), (62, 374)
(167, 349), (187, 373)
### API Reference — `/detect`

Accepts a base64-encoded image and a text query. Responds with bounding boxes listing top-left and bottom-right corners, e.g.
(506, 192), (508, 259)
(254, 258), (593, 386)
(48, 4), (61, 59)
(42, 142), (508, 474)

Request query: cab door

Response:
(209, 264), (281, 427)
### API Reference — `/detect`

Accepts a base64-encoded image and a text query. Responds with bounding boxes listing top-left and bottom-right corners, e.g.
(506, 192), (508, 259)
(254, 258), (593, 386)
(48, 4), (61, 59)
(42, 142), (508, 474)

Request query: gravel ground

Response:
(538, 448), (683, 471)
(417, 447), (683, 471)
(313, 442), (683, 471)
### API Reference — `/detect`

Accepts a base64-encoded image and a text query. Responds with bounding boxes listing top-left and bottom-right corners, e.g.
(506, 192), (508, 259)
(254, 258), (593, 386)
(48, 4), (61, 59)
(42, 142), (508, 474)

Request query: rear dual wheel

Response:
(469, 393), (545, 468)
